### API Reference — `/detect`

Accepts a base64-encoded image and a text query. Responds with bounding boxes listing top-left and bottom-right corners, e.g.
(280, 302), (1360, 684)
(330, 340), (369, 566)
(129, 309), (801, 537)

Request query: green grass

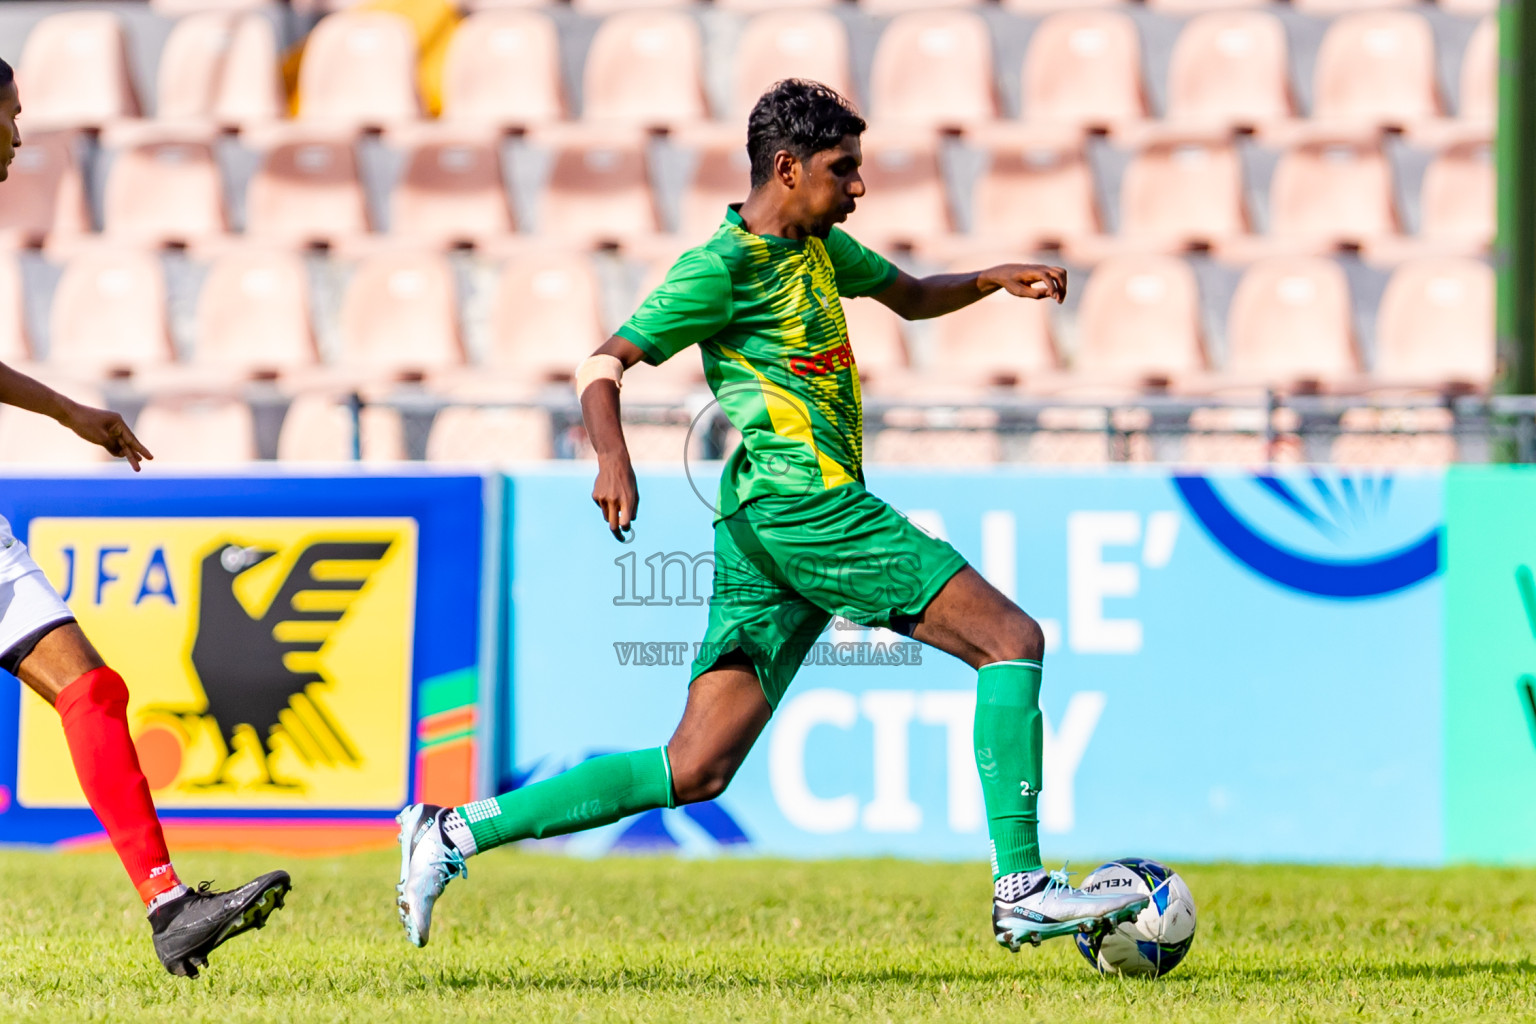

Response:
(1, 850), (1534, 1023)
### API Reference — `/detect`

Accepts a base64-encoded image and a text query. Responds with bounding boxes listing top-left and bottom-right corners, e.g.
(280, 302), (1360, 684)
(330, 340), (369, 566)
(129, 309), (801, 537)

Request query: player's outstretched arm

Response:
(0, 360), (152, 469)
(581, 337), (648, 542)
(872, 264), (1067, 321)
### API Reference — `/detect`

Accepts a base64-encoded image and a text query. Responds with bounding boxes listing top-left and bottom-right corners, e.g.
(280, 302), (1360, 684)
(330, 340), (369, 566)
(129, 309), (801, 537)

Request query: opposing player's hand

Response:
(63, 402), (153, 471)
(592, 453), (639, 542)
(982, 264), (1068, 304)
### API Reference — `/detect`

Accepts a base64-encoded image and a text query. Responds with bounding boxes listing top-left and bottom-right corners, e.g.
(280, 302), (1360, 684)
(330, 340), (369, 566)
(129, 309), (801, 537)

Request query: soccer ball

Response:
(1073, 858), (1197, 978)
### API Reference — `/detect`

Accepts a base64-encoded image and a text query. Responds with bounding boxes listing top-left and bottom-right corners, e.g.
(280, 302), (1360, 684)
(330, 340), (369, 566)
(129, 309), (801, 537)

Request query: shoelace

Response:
(430, 844), (468, 888)
(1041, 865), (1079, 897)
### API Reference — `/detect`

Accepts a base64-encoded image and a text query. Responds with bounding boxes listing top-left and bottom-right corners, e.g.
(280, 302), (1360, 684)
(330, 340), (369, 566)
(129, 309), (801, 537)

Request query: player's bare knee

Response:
(670, 760), (733, 805)
(990, 612), (1045, 664)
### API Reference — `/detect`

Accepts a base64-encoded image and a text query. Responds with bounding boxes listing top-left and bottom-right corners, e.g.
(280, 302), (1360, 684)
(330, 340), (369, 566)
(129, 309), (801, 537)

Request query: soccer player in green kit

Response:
(396, 80), (1148, 954)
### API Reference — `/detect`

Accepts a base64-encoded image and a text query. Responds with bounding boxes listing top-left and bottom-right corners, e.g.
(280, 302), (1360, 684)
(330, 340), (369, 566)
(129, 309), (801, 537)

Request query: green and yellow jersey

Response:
(616, 205), (898, 519)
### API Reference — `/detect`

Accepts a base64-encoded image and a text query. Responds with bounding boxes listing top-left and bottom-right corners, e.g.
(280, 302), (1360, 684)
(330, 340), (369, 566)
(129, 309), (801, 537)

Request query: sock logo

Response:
(1020, 779), (1040, 798)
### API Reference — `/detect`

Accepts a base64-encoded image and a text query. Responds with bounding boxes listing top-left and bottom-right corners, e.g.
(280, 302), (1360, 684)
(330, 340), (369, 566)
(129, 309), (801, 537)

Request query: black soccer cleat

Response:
(149, 870), (291, 978)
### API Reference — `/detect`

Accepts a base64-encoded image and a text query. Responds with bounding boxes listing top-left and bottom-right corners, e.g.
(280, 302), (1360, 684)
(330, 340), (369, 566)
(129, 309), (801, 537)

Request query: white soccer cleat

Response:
(992, 868), (1150, 952)
(395, 803), (467, 948)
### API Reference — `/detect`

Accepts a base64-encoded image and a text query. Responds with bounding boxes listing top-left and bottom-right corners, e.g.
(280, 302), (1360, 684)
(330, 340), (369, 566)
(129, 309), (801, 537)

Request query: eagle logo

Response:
(158, 539), (393, 791)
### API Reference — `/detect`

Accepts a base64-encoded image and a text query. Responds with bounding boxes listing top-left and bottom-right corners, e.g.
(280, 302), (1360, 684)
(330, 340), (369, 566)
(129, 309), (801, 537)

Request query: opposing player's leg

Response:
(901, 567), (1148, 950)
(396, 655), (771, 947)
(8, 589), (289, 978)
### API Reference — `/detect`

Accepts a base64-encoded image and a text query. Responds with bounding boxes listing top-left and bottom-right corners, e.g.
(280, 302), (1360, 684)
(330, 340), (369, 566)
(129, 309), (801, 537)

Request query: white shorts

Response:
(0, 536), (75, 674)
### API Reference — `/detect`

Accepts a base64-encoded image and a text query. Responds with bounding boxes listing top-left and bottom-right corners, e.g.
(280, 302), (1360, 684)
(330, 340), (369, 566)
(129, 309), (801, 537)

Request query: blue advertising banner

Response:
(0, 470), (488, 852)
(507, 466), (1444, 866)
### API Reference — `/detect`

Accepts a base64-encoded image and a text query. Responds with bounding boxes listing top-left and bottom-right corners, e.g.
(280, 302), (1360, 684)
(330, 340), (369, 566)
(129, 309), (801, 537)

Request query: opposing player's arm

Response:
(0, 360), (152, 469)
(581, 337), (648, 542)
(871, 264), (1067, 321)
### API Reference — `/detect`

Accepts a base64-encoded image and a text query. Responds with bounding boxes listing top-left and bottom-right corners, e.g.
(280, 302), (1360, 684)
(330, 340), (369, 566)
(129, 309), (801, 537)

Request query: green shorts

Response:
(690, 482), (968, 709)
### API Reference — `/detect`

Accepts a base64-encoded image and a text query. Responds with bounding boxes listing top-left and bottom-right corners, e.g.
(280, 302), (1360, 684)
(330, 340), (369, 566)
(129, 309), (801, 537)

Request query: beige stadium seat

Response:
(1375, 257), (1493, 388)
(0, 131), (87, 247)
(1022, 11), (1146, 128)
(572, 0), (691, 10)
(1292, 0), (1414, 11)
(841, 297), (909, 393)
(16, 11), (140, 127)
(1460, 18), (1496, 122)
(869, 12), (997, 128)
(1269, 139), (1396, 243)
(297, 11), (421, 126)
(582, 12), (706, 127)
(718, 0), (836, 10)
(850, 135), (950, 246)
(0, 253), (26, 363)
(863, 0), (984, 11)
(193, 246), (316, 375)
(277, 392), (404, 461)
(134, 398), (256, 464)
(1121, 139), (1245, 244)
(245, 134), (369, 243)
(426, 405), (553, 461)
(0, 382), (108, 463)
(441, 11), (564, 127)
(1166, 11), (1292, 128)
(390, 135), (512, 244)
(1440, 0), (1497, 13)
(156, 12), (283, 124)
(733, 11), (853, 122)
(1421, 141), (1492, 245)
(1145, 0), (1267, 10)
(103, 139), (227, 245)
(337, 250), (462, 377)
(535, 139), (658, 242)
(681, 143), (752, 240)
(1075, 254), (1203, 382)
(1312, 12), (1440, 126)
(930, 259), (1057, 387)
(1226, 256), (1357, 387)
(486, 252), (605, 383)
(970, 140), (1097, 244)
(50, 248), (172, 374)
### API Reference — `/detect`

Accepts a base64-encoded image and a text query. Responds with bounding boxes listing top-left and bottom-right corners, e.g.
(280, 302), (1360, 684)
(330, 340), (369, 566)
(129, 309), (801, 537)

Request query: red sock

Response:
(55, 667), (182, 906)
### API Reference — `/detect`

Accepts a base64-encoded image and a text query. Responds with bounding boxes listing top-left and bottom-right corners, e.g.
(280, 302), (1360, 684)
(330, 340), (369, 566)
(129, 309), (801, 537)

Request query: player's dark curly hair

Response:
(0, 59), (12, 89)
(746, 79), (866, 189)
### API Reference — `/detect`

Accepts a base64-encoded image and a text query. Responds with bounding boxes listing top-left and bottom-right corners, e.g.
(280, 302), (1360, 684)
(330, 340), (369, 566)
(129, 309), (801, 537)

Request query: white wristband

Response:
(575, 354), (624, 398)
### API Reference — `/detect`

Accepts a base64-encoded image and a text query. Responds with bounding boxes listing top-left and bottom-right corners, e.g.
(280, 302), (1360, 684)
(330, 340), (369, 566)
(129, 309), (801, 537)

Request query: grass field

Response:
(3, 849), (1535, 1023)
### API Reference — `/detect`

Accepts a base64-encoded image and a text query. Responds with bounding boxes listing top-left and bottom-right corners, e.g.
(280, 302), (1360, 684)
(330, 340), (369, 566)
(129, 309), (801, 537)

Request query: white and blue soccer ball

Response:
(1074, 858), (1197, 978)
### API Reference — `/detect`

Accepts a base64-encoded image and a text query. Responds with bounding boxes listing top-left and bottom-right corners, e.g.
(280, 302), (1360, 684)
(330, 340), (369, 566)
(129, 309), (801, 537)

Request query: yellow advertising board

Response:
(17, 518), (417, 811)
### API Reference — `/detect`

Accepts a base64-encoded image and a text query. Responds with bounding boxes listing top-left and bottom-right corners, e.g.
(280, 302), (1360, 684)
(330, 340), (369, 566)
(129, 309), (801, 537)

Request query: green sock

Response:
(975, 660), (1044, 879)
(455, 747), (675, 853)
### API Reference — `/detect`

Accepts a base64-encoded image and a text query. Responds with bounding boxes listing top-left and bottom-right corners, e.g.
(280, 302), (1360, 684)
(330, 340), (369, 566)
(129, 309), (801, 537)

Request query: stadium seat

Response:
(582, 12), (707, 127)
(15, 11), (140, 128)
(1003, 0), (1130, 9)
(1375, 256), (1493, 387)
(277, 392), (404, 461)
(193, 246), (316, 376)
(717, 0), (837, 10)
(0, 253), (25, 363)
(1268, 139), (1396, 243)
(1146, 0), (1268, 10)
(1021, 11), (1146, 128)
(297, 11), (422, 126)
(0, 381), (108, 463)
(103, 137), (227, 245)
(969, 136), (1098, 245)
(486, 251), (606, 384)
(1312, 12), (1440, 127)
(869, 12), (997, 128)
(426, 405), (554, 461)
(680, 142), (753, 240)
(389, 131), (513, 245)
(571, 0), (692, 10)
(1460, 18), (1496, 122)
(842, 297), (909, 393)
(861, 0), (984, 11)
(0, 131), (88, 247)
(1165, 11), (1292, 128)
(532, 136), (658, 243)
(337, 250), (462, 377)
(134, 398), (257, 464)
(1226, 256), (1357, 387)
(245, 132), (370, 243)
(440, 11), (564, 127)
(1120, 138), (1245, 244)
(732, 11), (854, 122)
(1074, 254), (1204, 383)
(156, 12), (283, 124)
(848, 134), (951, 247)
(1420, 140), (1493, 245)
(929, 255), (1058, 388)
(50, 248), (172, 374)
(1440, 0), (1497, 13)
(1291, 0), (1415, 11)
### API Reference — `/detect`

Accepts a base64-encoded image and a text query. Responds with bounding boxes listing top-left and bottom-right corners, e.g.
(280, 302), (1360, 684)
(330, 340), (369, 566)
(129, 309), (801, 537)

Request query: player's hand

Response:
(592, 452), (639, 542)
(62, 401), (153, 471)
(982, 264), (1068, 304)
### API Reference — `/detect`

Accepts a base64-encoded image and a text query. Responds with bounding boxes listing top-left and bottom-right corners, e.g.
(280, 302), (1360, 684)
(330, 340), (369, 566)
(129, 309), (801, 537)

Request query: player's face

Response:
(0, 82), (21, 184)
(800, 135), (865, 238)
